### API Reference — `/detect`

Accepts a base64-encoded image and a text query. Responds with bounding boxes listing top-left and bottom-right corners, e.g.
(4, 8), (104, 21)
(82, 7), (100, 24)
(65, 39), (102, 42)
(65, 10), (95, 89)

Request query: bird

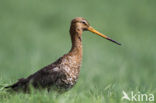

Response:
(5, 17), (121, 92)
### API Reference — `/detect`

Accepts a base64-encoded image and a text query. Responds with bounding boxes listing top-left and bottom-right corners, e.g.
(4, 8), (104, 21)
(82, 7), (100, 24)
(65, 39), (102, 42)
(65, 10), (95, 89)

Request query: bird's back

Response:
(6, 53), (81, 92)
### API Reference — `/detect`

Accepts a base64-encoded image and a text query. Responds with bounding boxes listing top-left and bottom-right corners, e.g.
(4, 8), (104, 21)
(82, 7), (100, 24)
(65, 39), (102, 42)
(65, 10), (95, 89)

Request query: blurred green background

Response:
(0, 0), (156, 103)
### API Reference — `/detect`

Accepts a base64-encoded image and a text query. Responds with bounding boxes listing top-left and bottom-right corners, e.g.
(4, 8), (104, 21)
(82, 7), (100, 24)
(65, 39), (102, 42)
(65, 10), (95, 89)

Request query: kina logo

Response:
(122, 90), (154, 102)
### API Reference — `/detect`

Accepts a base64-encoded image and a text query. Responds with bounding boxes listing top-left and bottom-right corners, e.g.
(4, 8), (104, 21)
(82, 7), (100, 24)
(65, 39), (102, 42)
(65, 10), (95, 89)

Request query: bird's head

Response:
(70, 17), (90, 31)
(70, 17), (121, 45)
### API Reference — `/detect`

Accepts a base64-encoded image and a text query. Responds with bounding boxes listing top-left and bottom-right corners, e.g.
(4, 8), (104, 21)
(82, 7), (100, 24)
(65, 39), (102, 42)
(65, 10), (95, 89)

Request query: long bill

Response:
(88, 26), (121, 45)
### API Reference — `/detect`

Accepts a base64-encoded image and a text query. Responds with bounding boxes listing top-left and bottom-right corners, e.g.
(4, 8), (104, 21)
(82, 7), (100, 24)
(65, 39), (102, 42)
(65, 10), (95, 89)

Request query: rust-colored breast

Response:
(53, 54), (81, 89)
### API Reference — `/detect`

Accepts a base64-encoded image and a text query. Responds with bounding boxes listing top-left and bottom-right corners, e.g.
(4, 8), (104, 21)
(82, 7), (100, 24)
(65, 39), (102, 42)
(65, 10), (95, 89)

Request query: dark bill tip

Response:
(106, 38), (121, 45)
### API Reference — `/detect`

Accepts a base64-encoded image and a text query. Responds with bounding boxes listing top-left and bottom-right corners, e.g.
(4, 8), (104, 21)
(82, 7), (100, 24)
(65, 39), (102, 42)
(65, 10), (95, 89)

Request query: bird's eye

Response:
(81, 21), (87, 25)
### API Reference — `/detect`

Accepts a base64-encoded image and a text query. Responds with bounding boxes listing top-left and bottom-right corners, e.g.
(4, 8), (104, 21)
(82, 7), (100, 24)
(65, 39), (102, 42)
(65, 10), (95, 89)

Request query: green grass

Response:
(0, 0), (156, 103)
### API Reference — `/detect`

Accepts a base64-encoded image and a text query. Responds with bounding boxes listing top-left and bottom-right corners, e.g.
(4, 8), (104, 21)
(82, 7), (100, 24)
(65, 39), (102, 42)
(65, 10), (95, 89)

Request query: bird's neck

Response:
(69, 27), (82, 58)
